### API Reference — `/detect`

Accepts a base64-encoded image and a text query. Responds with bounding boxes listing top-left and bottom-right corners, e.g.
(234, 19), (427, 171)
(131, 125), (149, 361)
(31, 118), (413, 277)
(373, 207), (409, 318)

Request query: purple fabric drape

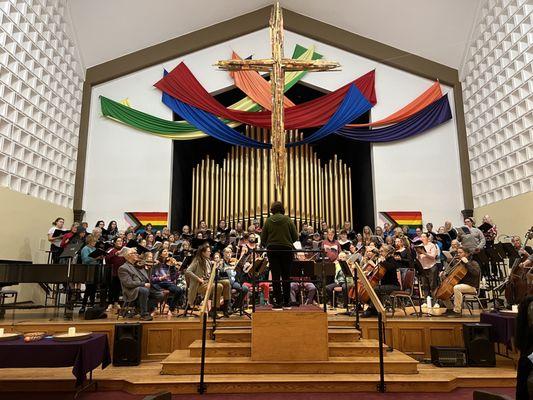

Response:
(335, 94), (452, 142)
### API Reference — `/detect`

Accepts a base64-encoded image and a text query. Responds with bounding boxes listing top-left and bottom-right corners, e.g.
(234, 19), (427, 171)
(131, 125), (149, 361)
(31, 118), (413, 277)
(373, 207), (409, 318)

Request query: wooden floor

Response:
(0, 359), (517, 394)
(0, 307), (517, 394)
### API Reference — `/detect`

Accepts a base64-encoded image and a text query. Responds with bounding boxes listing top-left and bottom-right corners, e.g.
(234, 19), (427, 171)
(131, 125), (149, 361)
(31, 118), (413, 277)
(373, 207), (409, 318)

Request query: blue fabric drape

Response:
(162, 71), (270, 148)
(335, 94), (452, 142)
(286, 84), (372, 147)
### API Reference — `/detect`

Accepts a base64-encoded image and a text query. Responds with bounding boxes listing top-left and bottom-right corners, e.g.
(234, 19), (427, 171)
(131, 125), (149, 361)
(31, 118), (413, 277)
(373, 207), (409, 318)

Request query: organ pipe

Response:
(191, 126), (353, 230)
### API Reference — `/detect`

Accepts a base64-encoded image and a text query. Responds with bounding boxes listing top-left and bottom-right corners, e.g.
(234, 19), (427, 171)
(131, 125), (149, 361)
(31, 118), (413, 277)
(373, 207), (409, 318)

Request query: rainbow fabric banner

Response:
(124, 212), (168, 230)
(380, 211), (423, 230)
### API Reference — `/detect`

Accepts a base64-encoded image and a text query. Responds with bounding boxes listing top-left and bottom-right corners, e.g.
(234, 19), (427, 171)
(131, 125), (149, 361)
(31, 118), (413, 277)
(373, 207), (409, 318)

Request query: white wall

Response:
(84, 28), (465, 229)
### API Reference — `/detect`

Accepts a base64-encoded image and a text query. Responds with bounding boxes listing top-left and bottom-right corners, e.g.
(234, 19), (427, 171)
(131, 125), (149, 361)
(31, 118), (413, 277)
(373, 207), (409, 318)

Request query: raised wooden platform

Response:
(0, 307), (488, 360)
(0, 308), (516, 395)
(161, 310), (419, 377)
(0, 360), (516, 394)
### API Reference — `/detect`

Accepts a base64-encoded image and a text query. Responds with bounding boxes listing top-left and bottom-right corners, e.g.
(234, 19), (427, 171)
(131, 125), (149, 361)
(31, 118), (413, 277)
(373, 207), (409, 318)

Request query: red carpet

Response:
(0, 388), (516, 400)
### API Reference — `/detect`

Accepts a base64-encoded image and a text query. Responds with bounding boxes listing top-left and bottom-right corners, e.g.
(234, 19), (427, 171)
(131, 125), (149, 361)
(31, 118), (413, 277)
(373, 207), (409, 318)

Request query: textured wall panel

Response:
(0, 0), (83, 208)
(462, 0), (532, 208)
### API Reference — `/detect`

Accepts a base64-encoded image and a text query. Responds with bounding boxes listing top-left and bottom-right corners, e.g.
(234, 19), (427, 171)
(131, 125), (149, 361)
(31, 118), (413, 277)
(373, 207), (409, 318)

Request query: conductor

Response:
(261, 201), (298, 309)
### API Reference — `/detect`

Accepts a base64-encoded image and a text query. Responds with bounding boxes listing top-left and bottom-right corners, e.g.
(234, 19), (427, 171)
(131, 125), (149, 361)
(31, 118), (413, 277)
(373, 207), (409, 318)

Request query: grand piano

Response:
(0, 263), (108, 318)
(0, 263), (105, 285)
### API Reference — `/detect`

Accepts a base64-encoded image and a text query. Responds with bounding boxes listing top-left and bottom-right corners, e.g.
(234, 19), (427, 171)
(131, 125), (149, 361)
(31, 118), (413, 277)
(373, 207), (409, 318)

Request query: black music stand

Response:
(474, 249), (492, 301)
(239, 257), (265, 317)
(313, 259), (336, 313)
(494, 242), (507, 259)
(336, 260), (355, 315)
(501, 242), (519, 259)
(58, 242), (84, 320)
(486, 247), (506, 278)
(290, 261), (316, 306)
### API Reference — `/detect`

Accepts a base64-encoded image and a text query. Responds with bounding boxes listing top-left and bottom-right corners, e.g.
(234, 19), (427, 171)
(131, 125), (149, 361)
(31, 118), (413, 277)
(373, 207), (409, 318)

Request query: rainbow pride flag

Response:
(124, 212), (168, 230)
(380, 211), (423, 232)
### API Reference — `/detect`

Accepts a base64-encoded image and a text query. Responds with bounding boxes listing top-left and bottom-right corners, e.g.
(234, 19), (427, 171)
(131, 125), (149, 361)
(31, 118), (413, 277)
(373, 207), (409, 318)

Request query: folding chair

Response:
(390, 268), (419, 317)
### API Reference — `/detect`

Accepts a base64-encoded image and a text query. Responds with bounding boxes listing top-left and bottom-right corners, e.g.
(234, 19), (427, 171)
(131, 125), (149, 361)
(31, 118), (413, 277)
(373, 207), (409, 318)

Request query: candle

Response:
(511, 305), (518, 313)
(68, 327), (76, 336)
(0, 328), (4, 336)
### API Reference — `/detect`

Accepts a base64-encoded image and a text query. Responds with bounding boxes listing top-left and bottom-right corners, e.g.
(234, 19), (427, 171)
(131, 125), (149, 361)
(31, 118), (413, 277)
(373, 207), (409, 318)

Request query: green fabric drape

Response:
(100, 45), (322, 140)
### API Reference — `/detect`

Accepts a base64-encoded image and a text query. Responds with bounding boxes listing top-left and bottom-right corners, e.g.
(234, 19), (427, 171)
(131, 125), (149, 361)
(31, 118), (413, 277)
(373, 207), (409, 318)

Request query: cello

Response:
(434, 256), (468, 300)
(504, 226), (533, 305)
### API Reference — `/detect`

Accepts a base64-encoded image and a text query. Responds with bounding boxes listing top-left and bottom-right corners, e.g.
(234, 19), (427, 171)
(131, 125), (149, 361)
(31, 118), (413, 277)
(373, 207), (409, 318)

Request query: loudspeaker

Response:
(461, 209), (474, 219)
(430, 346), (467, 367)
(463, 323), (495, 367)
(113, 323), (142, 366)
(83, 306), (107, 320)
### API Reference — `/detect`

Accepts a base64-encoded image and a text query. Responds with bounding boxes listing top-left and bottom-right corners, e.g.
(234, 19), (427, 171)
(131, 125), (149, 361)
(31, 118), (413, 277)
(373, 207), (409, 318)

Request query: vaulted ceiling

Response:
(68, 0), (482, 70)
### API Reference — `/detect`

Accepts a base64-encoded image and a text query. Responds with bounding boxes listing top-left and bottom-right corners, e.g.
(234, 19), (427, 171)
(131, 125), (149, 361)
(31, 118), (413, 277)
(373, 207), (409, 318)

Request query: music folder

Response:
(180, 256), (193, 271)
(338, 260), (354, 279)
(125, 239), (150, 255)
(88, 248), (106, 259)
(477, 222), (493, 232)
(58, 242), (84, 259)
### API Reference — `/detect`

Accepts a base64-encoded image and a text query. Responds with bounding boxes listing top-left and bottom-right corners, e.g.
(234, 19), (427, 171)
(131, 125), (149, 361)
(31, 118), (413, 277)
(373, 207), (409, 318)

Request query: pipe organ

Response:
(191, 126), (353, 230)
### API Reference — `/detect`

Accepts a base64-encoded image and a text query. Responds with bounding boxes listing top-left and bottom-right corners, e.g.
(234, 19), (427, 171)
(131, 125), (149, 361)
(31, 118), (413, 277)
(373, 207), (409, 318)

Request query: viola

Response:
(348, 260), (386, 303)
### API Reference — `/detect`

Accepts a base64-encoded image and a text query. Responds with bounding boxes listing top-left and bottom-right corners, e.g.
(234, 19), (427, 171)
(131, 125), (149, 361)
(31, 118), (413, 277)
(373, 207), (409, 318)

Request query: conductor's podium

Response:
(252, 305), (328, 361)
(161, 305), (419, 378)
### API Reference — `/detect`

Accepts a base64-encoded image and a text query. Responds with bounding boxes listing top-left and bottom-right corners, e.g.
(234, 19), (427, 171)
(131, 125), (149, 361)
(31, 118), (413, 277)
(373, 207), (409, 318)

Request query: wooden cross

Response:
(215, 2), (340, 198)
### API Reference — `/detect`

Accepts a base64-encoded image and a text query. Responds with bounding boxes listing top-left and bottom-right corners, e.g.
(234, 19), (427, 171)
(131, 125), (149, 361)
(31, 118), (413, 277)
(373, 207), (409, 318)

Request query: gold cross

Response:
(215, 2), (340, 198)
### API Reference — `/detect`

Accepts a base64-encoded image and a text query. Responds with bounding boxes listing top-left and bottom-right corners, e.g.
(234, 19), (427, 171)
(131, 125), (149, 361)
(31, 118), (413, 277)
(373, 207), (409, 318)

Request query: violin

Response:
(348, 248), (393, 303)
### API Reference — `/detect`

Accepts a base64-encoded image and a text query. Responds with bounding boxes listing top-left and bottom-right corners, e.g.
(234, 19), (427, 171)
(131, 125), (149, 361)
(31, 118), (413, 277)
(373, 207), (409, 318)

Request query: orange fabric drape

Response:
(346, 81), (442, 127)
(230, 53), (442, 127)
(230, 52), (295, 110)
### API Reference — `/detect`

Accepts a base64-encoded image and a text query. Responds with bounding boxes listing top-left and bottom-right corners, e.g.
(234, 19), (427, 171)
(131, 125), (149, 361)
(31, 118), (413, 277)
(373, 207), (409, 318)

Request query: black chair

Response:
(178, 275), (202, 318)
(0, 287), (18, 318)
(117, 282), (137, 319)
(390, 269), (419, 317)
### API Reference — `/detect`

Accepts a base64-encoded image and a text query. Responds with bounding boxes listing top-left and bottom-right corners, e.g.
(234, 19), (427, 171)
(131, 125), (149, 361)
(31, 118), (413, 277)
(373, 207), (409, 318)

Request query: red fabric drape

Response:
(230, 52), (295, 110)
(154, 62), (376, 129)
(346, 81), (442, 127)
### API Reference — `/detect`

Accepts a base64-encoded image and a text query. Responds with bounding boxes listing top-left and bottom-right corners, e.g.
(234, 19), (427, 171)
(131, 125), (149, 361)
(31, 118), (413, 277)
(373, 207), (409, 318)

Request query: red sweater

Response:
(322, 239), (341, 262)
(105, 248), (126, 277)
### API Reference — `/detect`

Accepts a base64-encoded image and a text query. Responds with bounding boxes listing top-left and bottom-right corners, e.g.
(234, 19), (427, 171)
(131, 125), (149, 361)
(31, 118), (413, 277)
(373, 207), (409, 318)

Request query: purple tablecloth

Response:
(480, 311), (517, 348)
(0, 333), (110, 386)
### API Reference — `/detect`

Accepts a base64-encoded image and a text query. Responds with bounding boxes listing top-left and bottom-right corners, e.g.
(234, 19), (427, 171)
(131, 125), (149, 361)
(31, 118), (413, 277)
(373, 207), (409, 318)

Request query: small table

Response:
(0, 333), (110, 398)
(480, 311), (517, 360)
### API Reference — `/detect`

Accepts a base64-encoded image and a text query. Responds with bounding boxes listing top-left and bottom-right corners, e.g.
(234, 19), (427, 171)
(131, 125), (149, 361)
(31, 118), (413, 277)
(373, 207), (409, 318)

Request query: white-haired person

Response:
(117, 247), (163, 321)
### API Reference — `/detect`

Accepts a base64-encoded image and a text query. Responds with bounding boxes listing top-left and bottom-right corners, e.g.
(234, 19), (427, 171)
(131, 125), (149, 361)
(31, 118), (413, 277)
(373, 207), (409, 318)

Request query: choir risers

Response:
(188, 338), (387, 358)
(160, 350), (418, 375)
(213, 326), (361, 343)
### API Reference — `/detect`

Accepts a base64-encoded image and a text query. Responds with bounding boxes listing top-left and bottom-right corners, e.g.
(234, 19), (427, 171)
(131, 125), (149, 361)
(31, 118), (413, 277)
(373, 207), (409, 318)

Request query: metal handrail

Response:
(352, 261), (387, 392)
(196, 250), (389, 394)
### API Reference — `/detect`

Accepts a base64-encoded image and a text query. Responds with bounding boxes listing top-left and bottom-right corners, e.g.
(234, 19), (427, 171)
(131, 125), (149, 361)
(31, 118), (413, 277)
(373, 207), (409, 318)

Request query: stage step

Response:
(214, 327), (361, 343)
(188, 339), (386, 358)
(161, 350), (418, 375)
